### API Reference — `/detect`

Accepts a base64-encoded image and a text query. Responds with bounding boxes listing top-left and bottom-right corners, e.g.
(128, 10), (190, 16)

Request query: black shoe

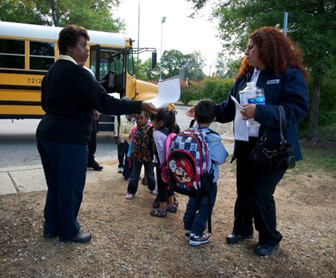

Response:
(59, 231), (92, 243)
(88, 160), (103, 171)
(255, 243), (279, 256)
(141, 177), (148, 185)
(226, 233), (253, 244)
(43, 232), (58, 239)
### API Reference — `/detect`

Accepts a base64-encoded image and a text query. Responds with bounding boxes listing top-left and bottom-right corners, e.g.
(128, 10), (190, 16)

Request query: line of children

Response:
(123, 100), (228, 247)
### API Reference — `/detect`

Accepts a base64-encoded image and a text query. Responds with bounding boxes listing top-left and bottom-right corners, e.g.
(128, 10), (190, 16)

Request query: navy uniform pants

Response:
(233, 139), (284, 246)
(37, 139), (87, 239)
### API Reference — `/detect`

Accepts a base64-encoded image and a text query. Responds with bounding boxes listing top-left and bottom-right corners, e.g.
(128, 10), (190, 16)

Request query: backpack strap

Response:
(165, 133), (176, 161)
(189, 119), (196, 128)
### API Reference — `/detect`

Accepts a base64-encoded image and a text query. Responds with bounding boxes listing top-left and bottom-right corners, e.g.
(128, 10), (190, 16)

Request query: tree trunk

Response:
(308, 72), (323, 143)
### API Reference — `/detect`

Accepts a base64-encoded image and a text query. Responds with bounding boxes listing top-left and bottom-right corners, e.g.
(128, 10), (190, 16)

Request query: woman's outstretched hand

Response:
(141, 102), (158, 115)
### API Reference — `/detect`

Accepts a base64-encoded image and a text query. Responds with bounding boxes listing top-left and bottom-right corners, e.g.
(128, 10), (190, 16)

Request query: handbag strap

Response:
(261, 106), (289, 143)
(278, 105), (289, 143)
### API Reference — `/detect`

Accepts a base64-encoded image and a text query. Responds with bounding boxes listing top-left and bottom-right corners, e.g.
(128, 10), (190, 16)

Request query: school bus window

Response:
(29, 41), (54, 70)
(113, 55), (124, 73)
(99, 58), (109, 77)
(0, 39), (25, 69)
(127, 51), (134, 75)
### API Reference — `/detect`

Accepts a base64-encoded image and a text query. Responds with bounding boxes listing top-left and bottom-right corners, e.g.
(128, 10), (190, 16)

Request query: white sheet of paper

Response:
(231, 96), (249, 141)
(145, 78), (181, 108)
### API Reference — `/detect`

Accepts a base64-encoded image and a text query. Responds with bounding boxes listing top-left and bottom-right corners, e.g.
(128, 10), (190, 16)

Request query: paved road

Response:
(0, 105), (233, 169)
(0, 105), (233, 195)
(0, 119), (117, 168)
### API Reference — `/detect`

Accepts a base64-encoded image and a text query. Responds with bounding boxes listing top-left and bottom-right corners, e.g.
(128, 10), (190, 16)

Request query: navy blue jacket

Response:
(216, 67), (309, 160)
(37, 59), (142, 145)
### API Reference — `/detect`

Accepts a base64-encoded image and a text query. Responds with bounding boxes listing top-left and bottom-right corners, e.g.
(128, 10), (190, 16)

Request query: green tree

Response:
(187, 0), (336, 142)
(223, 59), (241, 79)
(0, 0), (124, 31)
(134, 58), (159, 81)
(160, 49), (186, 80)
(160, 49), (205, 81)
(0, 0), (44, 24)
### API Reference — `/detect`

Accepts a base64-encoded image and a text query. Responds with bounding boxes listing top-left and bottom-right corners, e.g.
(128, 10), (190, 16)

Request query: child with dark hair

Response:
(126, 111), (156, 199)
(150, 107), (179, 217)
(184, 99), (228, 246)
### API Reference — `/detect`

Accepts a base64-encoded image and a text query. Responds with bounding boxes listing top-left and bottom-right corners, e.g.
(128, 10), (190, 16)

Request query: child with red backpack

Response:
(179, 99), (228, 246)
(150, 107), (179, 217)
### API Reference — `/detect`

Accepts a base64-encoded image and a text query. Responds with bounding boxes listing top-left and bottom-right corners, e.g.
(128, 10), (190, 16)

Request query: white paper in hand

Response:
(231, 96), (249, 141)
(146, 78), (180, 108)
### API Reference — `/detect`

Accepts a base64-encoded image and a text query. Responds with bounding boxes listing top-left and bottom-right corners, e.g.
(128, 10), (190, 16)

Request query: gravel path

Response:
(0, 158), (335, 277)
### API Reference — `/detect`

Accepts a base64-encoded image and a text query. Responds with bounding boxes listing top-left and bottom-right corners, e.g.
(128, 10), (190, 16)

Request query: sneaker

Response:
(125, 193), (134, 200)
(226, 233), (253, 244)
(166, 205), (177, 213)
(185, 230), (192, 241)
(150, 209), (167, 218)
(118, 167), (124, 173)
(189, 233), (210, 246)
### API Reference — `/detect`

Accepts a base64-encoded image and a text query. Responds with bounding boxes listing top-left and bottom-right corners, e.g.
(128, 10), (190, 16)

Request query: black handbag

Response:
(249, 106), (296, 170)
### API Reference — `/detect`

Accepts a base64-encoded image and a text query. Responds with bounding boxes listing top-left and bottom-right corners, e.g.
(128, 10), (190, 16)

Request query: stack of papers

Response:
(146, 78), (181, 108)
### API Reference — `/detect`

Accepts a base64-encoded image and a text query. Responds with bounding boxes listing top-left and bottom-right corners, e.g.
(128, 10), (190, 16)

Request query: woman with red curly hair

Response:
(187, 27), (309, 255)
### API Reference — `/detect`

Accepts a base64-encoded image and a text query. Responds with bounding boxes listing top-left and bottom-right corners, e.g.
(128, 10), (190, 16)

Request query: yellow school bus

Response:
(0, 21), (158, 131)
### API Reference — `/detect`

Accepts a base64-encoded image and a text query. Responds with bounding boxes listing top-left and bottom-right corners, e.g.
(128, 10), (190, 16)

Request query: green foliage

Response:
(317, 78), (336, 125)
(223, 59), (241, 79)
(134, 58), (159, 81)
(179, 78), (234, 105)
(0, 0), (44, 24)
(179, 81), (203, 105)
(160, 49), (185, 79)
(0, 0), (124, 31)
(160, 49), (205, 81)
(200, 78), (234, 104)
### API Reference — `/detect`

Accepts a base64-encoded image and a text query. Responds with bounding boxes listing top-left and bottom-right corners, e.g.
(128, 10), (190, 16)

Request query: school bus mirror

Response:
(152, 52), (157, 69)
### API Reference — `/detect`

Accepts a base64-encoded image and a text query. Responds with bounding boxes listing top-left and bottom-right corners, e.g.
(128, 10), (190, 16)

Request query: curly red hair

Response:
(236, 27), (307, 80)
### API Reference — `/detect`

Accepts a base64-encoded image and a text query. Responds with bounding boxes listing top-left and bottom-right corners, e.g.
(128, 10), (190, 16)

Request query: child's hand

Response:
(185, 106), (195, 118)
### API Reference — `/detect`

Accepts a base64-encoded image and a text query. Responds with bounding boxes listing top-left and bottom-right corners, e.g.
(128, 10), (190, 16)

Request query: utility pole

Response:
(137, 0), (141, 59)
(159, 16), (166, 81)
(283, 11), (288, 36)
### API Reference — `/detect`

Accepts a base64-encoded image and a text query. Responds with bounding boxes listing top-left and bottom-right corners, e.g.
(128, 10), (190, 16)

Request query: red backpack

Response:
(164, 127), (216, 197)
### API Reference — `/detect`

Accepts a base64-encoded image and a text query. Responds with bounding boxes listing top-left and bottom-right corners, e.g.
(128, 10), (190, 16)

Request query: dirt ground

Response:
(0, 156), (335, 278)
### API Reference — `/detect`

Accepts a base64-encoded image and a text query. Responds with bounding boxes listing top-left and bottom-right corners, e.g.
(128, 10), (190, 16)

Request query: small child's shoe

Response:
(189, 233), (210, 246)
(166, 204), (177, 213)
(150, 209), (167, 218)
(125, 193), (134, 200)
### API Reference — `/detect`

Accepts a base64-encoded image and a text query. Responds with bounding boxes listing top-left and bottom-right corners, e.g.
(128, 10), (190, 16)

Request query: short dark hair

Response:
(58, 25), (90, 54)
(195, 99), (216, 124)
